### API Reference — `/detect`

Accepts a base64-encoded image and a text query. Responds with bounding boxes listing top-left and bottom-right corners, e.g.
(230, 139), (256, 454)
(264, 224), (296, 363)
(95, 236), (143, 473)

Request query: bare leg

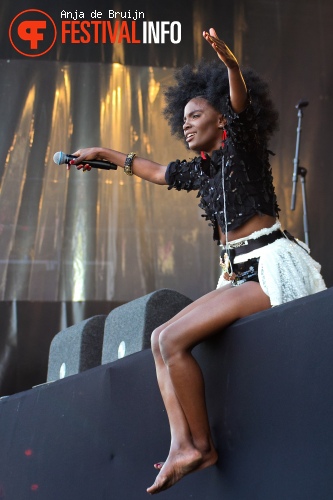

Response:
(151, 340), (206, 473)
(150, 286), (233, 470)
(147, 281), (271, 494)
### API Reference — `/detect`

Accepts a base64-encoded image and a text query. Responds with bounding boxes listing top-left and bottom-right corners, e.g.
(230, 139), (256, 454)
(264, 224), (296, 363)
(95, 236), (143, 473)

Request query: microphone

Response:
(295, 99), (309, 109)
(53, 151), (118, 170)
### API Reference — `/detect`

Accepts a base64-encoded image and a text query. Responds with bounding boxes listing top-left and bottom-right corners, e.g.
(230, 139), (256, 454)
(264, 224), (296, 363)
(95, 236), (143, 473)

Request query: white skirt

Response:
(216, 221), (327, 306)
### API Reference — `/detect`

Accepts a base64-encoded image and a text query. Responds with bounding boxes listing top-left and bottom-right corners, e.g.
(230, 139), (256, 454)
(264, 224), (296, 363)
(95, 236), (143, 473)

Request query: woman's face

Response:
(183, 97), (225, 155)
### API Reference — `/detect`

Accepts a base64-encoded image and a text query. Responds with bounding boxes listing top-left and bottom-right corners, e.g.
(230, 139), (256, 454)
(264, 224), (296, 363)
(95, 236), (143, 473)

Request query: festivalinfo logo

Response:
(9, 9), (57, 57)
(8, 8), (182, 58)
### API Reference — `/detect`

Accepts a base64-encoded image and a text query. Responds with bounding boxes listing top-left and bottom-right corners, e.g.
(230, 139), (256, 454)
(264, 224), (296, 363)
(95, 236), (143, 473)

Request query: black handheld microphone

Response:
(53, 151), (118, 170)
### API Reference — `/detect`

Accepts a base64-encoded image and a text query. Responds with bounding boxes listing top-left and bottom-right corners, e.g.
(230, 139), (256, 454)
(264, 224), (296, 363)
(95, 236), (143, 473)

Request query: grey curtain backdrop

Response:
(0, 61), (216, 302)
(0, 0), (332, 393)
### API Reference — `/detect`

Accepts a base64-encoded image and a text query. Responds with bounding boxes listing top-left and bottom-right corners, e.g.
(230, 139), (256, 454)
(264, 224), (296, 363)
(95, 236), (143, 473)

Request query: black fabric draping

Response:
(1, 289), (333, 499)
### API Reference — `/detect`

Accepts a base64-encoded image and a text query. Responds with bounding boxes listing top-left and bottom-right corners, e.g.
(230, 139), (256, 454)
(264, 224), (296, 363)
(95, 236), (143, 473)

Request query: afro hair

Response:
(163, 59), (279, 144)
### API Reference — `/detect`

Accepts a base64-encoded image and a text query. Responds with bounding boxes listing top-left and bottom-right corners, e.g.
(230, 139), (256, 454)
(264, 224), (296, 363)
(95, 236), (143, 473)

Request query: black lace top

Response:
(165, 97), (279, 243)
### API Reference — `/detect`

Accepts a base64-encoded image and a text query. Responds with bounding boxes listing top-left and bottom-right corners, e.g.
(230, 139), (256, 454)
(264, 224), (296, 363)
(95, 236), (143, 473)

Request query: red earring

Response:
(222, 129), (227, 148)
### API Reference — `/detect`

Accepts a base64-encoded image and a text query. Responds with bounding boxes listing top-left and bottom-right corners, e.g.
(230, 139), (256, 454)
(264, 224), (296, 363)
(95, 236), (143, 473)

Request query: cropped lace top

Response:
(165, 97), (280, 243)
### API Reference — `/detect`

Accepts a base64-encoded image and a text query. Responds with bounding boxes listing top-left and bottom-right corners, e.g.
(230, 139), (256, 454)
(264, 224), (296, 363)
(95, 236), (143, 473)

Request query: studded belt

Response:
(221, 229), (285, 261)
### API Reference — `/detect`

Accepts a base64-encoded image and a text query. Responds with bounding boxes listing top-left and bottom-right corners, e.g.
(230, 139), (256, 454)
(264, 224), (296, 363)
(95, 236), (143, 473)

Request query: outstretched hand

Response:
(67, 147), (101, 171)
(203, 27), (247, 113)
(203, 28), (239, 70)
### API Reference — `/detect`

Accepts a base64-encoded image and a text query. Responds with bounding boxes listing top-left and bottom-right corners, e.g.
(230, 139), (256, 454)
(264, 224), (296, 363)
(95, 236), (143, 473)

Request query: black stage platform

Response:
(0, 288), (332, 499)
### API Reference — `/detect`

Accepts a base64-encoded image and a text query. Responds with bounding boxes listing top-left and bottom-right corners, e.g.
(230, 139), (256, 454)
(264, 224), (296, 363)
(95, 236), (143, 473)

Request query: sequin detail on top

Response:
(165, 96), (280, 243)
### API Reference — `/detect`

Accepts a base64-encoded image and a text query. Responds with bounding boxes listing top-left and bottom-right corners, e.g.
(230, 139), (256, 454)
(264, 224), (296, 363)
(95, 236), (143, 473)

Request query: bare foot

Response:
(147, 447), (217, 494)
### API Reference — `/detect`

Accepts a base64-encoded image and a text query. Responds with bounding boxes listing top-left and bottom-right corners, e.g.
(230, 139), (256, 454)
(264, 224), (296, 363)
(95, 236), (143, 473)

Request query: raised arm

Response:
(70, 147), (167, 185)
(203, 28), (248, 113)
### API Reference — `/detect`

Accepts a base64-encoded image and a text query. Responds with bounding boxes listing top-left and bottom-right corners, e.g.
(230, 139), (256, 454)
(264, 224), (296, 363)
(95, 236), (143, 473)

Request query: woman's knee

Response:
(158, 326), (184, 365)
(151, 324), (167, 357)
(151, 324), (179, 363)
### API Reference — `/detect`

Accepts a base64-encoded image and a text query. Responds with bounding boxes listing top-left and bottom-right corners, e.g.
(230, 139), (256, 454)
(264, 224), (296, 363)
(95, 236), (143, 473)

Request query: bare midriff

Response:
(218, 214), (277, 245)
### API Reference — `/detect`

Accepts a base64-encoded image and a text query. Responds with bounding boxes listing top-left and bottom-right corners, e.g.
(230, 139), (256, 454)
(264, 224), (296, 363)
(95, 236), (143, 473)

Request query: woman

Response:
(70, 29), (326, 494)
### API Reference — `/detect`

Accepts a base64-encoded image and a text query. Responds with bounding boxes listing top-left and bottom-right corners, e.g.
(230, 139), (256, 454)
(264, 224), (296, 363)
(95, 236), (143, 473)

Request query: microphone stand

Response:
(290, 99), (310, 247)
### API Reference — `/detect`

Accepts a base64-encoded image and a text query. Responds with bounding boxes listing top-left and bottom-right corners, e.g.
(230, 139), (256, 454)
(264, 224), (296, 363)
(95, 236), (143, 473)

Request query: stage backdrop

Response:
(0, 0), (332, 393)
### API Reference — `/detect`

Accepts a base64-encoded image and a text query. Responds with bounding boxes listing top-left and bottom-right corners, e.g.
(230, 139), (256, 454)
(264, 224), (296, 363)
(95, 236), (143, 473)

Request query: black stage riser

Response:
(0, 288), (332, 499)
